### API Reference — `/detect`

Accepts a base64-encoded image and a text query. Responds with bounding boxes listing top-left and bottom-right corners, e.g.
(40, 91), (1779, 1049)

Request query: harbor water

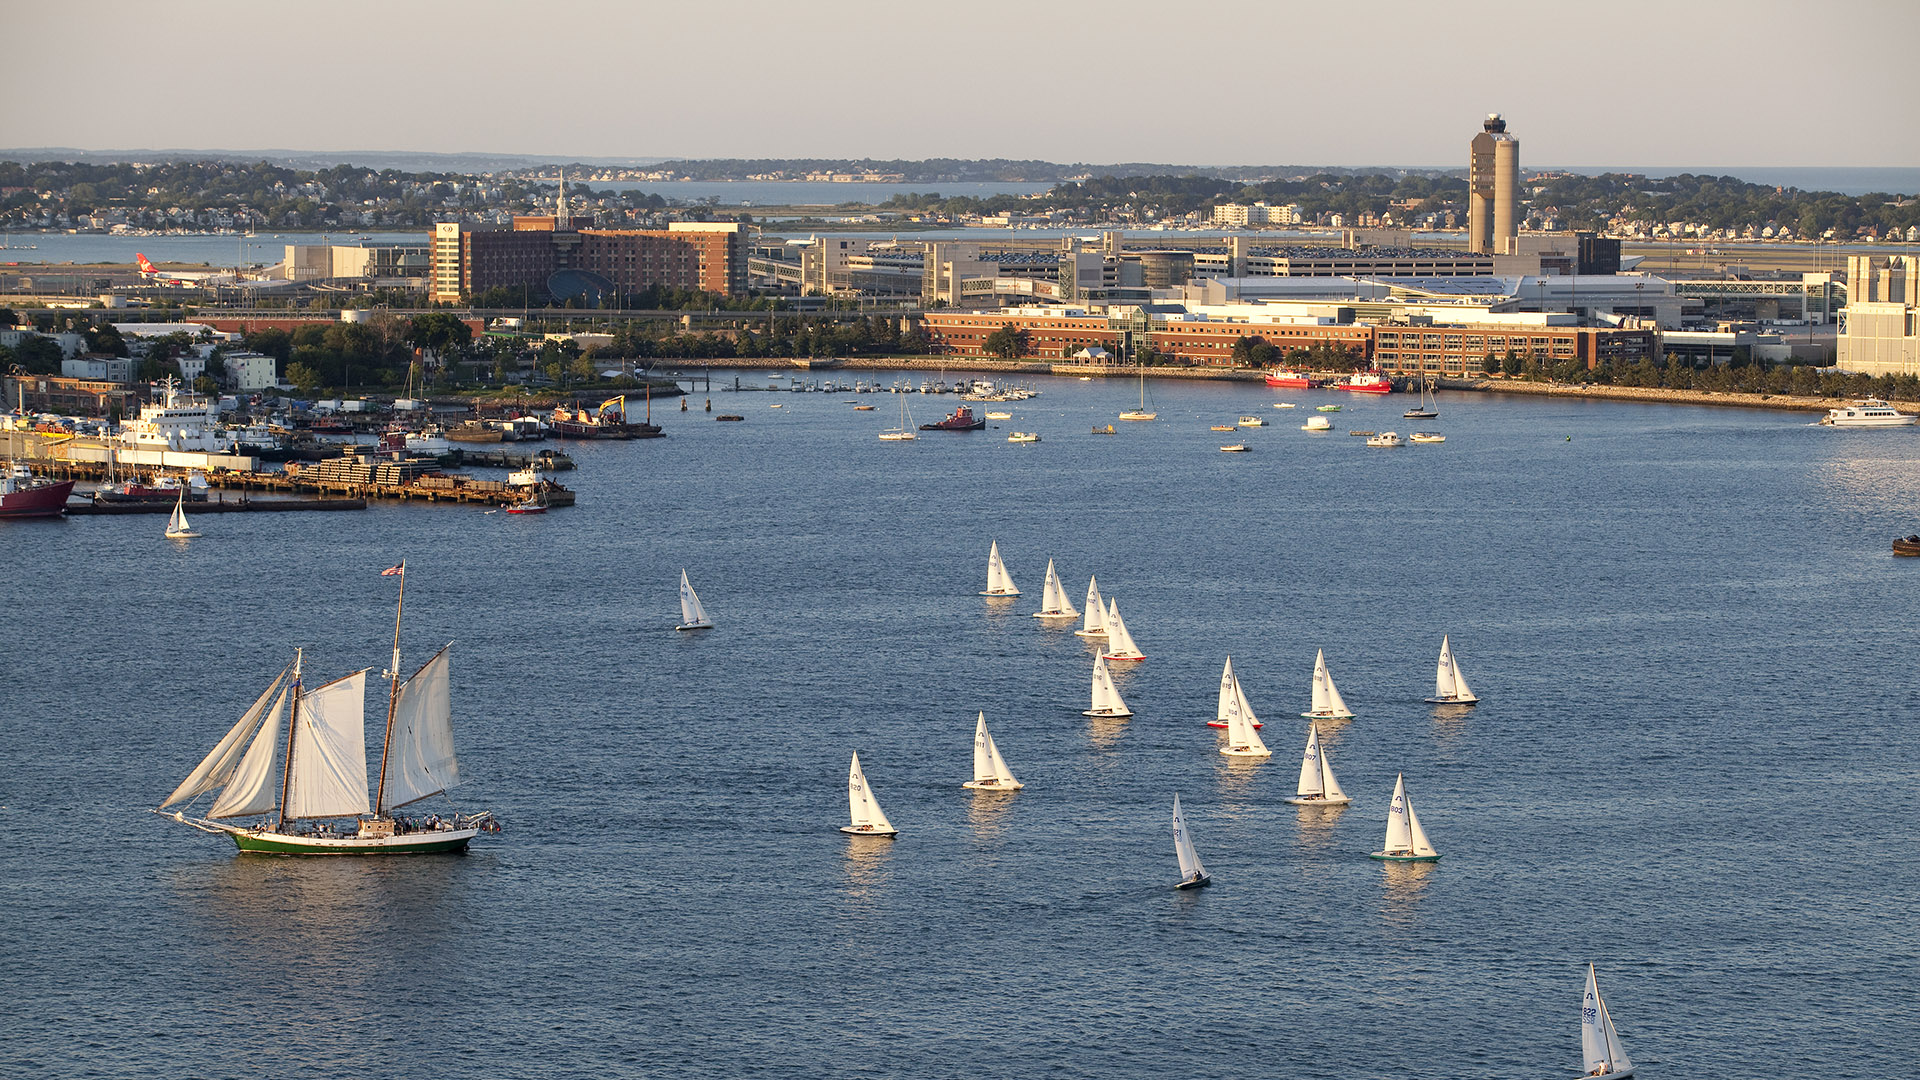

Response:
(1, 375), (1915, 1078)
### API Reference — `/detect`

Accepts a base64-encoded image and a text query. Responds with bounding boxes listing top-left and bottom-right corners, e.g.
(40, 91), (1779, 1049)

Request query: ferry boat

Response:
(1821, 399), (1915, 427)
(1337, 371), (1393, 394)
(119, 378), (234, 454)
(919, 405), (986, 431)
(0, 463), (76, 517)
(1264, 368), (1314, 389)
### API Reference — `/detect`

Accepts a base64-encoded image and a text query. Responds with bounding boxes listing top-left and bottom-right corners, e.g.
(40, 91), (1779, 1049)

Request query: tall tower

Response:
(1469, 114), (1520, 255)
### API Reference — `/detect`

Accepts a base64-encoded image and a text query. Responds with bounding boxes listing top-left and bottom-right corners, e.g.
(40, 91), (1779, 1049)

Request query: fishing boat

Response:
(1403, 377), (1439, 419)
(1219, 444), (1249, 452)
(1369, 774), (1439, 862)
(841, 752), (898, 837)
(164, 487), (199, 539)
(1031, 559), (1079, 619)
(980, 540), (1020, 596)
(1217, 660), (1271, 758)
(1580, 964), (1636, 1079)
(1301, 649), (1356, 720)
(1302, 415), (1333, 431)
(1091, 424), (1116, 435)
(1207, 657), (1264, 730)
(1119, 369), (1157, 421)
(920, 404), (986, 431)
(1237, 415), (1266, 427)
(155, 562), (488, 854)
(1410, 432), (1446, 443)
(0, 462), (75, 518)
(1171, 793), (1210, 889)
(1426, 635), (1479, 704)
(1007, 431), (1041, 443)
(1074, 576), (1109, 638)
(505, 491), (548, 514)
(1283, 724), (1350, 805)
(1102, 598), (1145, 661)
(675, 570), (714, 631)
(1083, 650), (1133, 717)
(1337, 371), (1393, 394)
(962, 712), (1023, 791)
(1366, 431), (1405, 447)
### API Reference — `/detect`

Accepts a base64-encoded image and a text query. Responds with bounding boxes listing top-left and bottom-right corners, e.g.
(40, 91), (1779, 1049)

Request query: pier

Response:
(68, 496), (367, 515)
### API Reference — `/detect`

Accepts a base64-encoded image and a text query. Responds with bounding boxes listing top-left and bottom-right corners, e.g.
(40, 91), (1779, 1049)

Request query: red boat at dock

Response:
(0, 464), (76, 518)
(1263, 369), (1315, 389)
(1336, 372), (1393, 394)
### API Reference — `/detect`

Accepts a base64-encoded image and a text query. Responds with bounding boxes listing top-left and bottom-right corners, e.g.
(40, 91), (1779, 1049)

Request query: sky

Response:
(4, 0), (1917, 169)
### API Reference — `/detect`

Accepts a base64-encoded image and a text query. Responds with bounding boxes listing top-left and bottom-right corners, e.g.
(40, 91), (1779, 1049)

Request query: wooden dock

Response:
(68, 496), (367, 515)
(20, 458), (575, 509)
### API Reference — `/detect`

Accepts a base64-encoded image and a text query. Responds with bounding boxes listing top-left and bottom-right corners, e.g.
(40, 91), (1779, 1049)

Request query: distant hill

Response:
(0, 147), (673, 173)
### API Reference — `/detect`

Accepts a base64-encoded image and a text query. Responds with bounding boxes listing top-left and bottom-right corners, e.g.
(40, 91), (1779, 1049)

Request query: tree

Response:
(982, 325), (1030, 359)
(1481, 352), (1499, 375)
(286, 361), (322, 393)
(410, 312), (472, 355)
(12, 335), (63, 374)
(1502, 349), (1522, 376)
(569, 354), (596, 383)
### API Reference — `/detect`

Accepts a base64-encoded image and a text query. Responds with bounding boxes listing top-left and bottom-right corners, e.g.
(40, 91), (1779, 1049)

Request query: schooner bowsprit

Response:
(155, 561), (493, 854)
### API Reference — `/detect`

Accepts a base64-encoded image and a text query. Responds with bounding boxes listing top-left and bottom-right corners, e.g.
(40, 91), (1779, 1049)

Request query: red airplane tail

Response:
(136, 253), (158, 274)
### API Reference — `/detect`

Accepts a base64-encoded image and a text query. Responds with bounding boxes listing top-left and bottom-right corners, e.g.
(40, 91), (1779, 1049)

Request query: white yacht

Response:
(1366, 431), (1406, 447)
(1822, 399), (1915, 427)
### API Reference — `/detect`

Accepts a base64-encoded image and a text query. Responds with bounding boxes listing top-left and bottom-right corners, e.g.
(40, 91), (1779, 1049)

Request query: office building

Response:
(1469, 113), (1520, 255)
(1837, 254), (1920, 374)
(430, 218), (746, 304)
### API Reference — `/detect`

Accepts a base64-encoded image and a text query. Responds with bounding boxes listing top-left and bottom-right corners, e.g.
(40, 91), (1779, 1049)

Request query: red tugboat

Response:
(1263, 368), (1315, 389)
(919, 404), (987, 431)
(0, 463), (76, 518)
(1336, 371), (1393, 394)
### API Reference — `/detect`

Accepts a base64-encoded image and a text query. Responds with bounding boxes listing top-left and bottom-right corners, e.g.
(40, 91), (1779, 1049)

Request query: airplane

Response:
(135, 253), (235, 286)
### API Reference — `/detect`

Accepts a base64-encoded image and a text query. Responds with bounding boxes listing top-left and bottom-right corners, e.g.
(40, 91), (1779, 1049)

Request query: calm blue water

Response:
(2, 377), (1917, 1079)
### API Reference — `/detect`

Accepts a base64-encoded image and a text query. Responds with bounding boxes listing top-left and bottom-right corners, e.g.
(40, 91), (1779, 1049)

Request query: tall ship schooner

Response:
(155, 561), (492, 854)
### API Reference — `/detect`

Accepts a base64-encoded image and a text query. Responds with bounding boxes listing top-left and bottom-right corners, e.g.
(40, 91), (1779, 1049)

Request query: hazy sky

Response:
(6, 0), (1917, 168)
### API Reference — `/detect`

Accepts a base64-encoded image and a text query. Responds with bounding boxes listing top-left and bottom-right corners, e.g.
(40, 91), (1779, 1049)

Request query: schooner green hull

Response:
(231, 828), (477, 856)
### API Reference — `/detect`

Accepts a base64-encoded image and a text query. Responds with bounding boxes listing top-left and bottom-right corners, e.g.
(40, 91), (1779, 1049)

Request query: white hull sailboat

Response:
(1282, 723), (1350, 805)
(1370, 773), (1439, 862)
(879, 391), (917, 440)
(1425, 634), (1479, 704)
(1119, 368), (1157, 421)
(1301, 648), (1356, 720)
(1031, 559), (1079, 619)
(675, 569), (714, 631)
(1074, 575), (1109, 638)
(842, 752), (898, 836)
(962, 712), (1024, 791)
(155, 561), (487, 855)
(1102, 598), (1145, 661)
(980, 540), (1020, 596)
(1216, 658), (1271, 757)
(1207, 656), (1264, 730)
(1580, 964), (1636, 1079)
(1084, 649), (1133, 717)
(164, 487), (199, 539)
(1171, 793), (1210, 889)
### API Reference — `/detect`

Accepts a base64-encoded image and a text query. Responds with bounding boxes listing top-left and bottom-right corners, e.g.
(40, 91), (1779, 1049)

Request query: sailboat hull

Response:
(1424, 695), (1479, 705)
(1301, 710), (1355, 720)
(1369, 851), (1440, 862)
(232, 828), (478, 855)
(1576, 1069), (1633, 1079)
(1283, 794), (1351, 806)
(1206, 719), (1263, 728)
(979, 589), (1021, 597)
(1174, 873), (1211, 890)
(839, 825), (897, 837)
(1073, 629), (1109, 638)
(1032, 610), (1077, 618)
(1219, 747), (1272, 758)
(962, 779), (1024, 791)
(675, 622), (714, 631)
(1082, 707), (1133, 718)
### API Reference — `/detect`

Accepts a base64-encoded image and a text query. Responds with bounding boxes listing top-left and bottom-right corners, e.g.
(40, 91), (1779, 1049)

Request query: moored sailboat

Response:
(1301, 649), (1356, 720)
(1218, 661), (1270, 758)
(1031, 559), (1079, 619)
(1426, 635), (1479, 704)
(1369, 774), (1439, 862)
(981, 540), (1020, 596)
(962, 712), (1024, 791)
(1083, 650), (1133, 717)
(675, 569), (714, 631)
(1119, 368), (1157, 421)
(1102, 598), (1145, 661)
(841, 752), (898, 836)
(1074, 575), (1109, 638)
(1282, 723), (1350, 805)
(1171, 793), (1210, 889)
(1580, 964), (1636, 1078)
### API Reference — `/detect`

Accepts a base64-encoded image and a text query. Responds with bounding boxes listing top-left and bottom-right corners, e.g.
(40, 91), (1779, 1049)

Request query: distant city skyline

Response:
(7, 0), (1917, 169)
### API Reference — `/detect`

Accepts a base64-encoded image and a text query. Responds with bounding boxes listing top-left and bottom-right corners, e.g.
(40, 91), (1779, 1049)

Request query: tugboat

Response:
(1263, 368), (1314, 389)
(0, 463), (76, 518)
(1337, 371), (1393, 394)
(919, 404), (986, 431)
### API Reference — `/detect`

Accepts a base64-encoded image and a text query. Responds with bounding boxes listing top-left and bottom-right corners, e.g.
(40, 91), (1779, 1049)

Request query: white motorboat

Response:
(1822, 398), (1915, 427)
(1366, 431), (1405, 447)
(1237, 415), (1266, 427)
(1007, 431), (1041, 443)
(1219, 444), (1249, 452)
(1302, 415), (1333, 431)
(1410, 432), (1446, 443)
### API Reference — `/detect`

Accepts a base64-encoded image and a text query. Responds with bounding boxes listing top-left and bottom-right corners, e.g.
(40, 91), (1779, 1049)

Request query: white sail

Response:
(678, 570), (712, 629)
(1431, 636), (1478, 702)
(1296, 724), (1326, 797)
(1404, 782), (1437, 857)
(1319, 737), (1348, 802)
(1220, 666), (1270, 756)
(379, 644), (460, 812)
(167, 496), (190, 535)
(1382, 774), (1412, 852)
(1582, 965), (1634, 1075)
(1034, 559), (1077, 617)
(982, 541), (1020, 595)
(1232, 665), (1261, 730)
(1075, 575), (1108, 637)
(847, 752), (896, 833)
(163, 666), (289, 808)
(1085, 650), (1132, 716)
(1104, 599), (1144, 659)
(284, 670), (371, 820)
(968, 712), (1022, 788)
(207, 683), (289, 819)
(1215, 657), (1238, 725)
(1172, 793), (1206, 881)
(1305, 649), (1354, 718)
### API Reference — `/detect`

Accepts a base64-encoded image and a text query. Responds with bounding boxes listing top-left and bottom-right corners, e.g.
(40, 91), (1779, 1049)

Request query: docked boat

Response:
(550, 396), (663, 439)
(1207, 657), (1264, 730)
(1337, 371), (1393, 394)
(841, 752), (898, 837)
(1580, 964), (1636, 1079)
(1237, 415), (1266, 427)
(1031, 559), (1079, 619)
(1083, 650), (1133, 717)
(155, 562), (490, 854)
(1302, 415), (1333, 431)
(981, 540), (1021, 596)
(164, 487), (200, 539)
(1074, 576), (1109, 638)
(505, 492), (548, 514)
(1302, 649), (1356, 720)
(1171, 793), (1210, 890)
(1410, 432), (1446, 443)
(1283, 724), (1350, 806)
(1007, 431), (1041, 443)
(1821, 398), (1915, 427)
(1426, 635), (1479, 704)
(1367, 431), (1405, 447)
(1102, 598), (1145, 661)
(1404, 377), (1439, 419)
(1219, 444), (1249, 452)
(120, 378), (235, 455)
(920, 404), (986, 431)
(1369, 774), (1439, 862)
(1263, 368), (1314, 389)
(445, 420), (505, 444)
(1217, 660), (1270, 758)
(0, 463), (75, 518)
(963, 712), (1023, 792)
(675, 570), (714, 630)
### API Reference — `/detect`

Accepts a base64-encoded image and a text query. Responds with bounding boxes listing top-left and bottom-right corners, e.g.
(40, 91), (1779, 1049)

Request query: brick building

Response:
(432, 218), (746, 303)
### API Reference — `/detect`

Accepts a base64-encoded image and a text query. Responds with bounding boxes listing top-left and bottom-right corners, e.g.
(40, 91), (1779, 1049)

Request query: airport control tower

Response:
(1469, 114), (1519, 255)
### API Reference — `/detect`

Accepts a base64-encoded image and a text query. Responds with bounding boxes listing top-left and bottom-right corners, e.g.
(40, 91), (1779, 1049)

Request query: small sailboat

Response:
(1301, 649), (1356, 719)
(878, 390), (917, 440)
(1073, 575), (1109, 638)
(1031, 559), (1078, 619)
(841, 752), (898, 837)
(1083, 650), (1133, 717)
(1171, 793), (1210, 889)
(1218, 662), (1270, 758)
(164, 487), (199, 539)
(1580, 964), (1636, 1079)
(980, 540), (1020, 596)
(1102, 598), (1144, 661)
(675, 570), (714, 631)
(1404, 377), (1439, 419)
(1119, 368), (1157, 421)
(1426, 635), (1479, 704)
(1370, 774), (1440, 862)
(962, 712), (1023, 791)
(1283, 724), (1350, 805)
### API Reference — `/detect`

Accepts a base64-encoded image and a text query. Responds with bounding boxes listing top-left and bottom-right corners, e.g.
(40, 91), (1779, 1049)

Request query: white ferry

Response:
(1822, 399), (1915, 427)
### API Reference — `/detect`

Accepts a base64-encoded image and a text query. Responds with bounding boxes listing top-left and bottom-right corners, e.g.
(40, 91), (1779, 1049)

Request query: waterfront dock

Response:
(68, 496), (367, 515)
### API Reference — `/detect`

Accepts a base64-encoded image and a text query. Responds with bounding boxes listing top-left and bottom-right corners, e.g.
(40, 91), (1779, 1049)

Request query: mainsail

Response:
(679, 570), (713, 629)
(162, 666), (289, 808)
(1033, 559), (1077, 617)
(1076, 576), (1108, 637)
(378, 645), (460, 813)
(1582, 964), (1634, 1076)
(284, 671), (371, 821)
(1172, 793), (1207, 882)
(1085, 650), (1132, 717)
(982, 541), (1020, 595)
(208, 685), (289, 819)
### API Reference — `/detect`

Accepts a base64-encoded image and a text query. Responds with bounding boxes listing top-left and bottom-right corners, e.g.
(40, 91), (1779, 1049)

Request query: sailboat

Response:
(1403, 376), (1439, 419)
(1073, 575), (1109, 638)
(1283, 724), (1350, 805)
(980, 540), (1020, 596)
(1218, 660), (1271, 758)
(1301, 649), (1356, 719)
(841, 752), (898, 836)
(1083, 650), (1133, 717)
(1171, 793), (1210, 889)
(878, 389), (916, 440)
(164, 486), (199, 539)
(1425, 635), (1479, 704)
(962, 712), (1023, 791)
(675, 569), (714, 631)
(1580, 964), (1636, 1078)
(1102, 598), (1145, 661)
(155, 562), (486, 854)
(1031, 559), (1079, 619)
(1369, 774), (1440, 862)
(1119, 367), (1157, 421)
(1208, 656), (1265, 729)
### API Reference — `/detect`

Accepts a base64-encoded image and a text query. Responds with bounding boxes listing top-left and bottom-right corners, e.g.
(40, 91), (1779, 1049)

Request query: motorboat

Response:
(1263, 369), (1313, 389)
(1219, 444), (1249, 452)
(1211, 425), (1237, 432)
(1302, 415), (1332, 431)
(1366, 431), (1405, 447)
(1337, 371), (1393, 394)
(985, 411), (1013, 420)
(1411, 432), (1446, 443)
(1822, 399), (1915, 427)
(1316, 404), (1343, 413)
(1237, 416), (1266, 427)
(1007, 431), (1041, 443)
